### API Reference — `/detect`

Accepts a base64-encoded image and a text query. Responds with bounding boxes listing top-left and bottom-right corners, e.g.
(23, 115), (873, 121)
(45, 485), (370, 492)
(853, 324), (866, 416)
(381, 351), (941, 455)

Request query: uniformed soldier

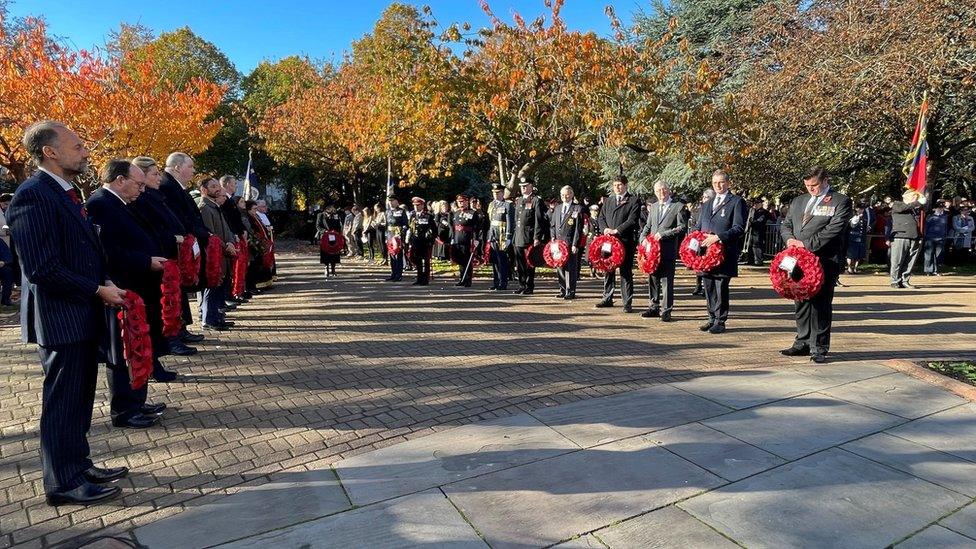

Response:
(513, 177), (548, 295)
(487, 183), (515, 291)
(451, 195), (481, 287)
(550, 186), (584, 299)
(780, 166), (853, 363)
(385, 195), (408, 282)
(407, 197), (436, 286)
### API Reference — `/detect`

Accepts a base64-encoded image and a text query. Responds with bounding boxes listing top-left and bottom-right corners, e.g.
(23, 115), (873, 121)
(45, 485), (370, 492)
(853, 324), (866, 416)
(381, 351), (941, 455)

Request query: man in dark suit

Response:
(550, 185), (585, 299)
(694, 169), (748, 334)
(6, 121), (128, 505)
(198, 178), (238, 330)
(889, 189), (926, 288)
(161, 153), (208, 345)
(745, 198), (770, 266)
(86, 159), (170, 426)
(639, 180), (688, 321)
(130, 156), (197, 357)
(780, 166), (853, 363)
(595, 175), (642, 312)
(512, 177), (548, 295)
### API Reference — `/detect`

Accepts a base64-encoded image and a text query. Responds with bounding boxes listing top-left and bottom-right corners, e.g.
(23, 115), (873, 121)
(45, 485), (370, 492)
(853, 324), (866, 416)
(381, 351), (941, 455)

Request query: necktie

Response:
(562, 205), (568, 217)
(66, 188), (87, 218)
(659, 203), (666, 223)
(713, 196), (723, 211)
(802, 195), (818, 225)
(617, 195), (624, 206)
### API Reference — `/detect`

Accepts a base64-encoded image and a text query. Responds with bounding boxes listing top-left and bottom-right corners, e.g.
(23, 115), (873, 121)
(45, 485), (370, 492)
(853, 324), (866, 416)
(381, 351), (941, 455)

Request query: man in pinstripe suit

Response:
(6, 121), (129, 506)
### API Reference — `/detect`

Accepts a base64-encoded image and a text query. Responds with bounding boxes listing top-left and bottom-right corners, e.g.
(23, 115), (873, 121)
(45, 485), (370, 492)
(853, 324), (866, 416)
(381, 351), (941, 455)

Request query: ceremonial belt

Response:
(490, 220), (506, 226)
(454, 225), (474, 232)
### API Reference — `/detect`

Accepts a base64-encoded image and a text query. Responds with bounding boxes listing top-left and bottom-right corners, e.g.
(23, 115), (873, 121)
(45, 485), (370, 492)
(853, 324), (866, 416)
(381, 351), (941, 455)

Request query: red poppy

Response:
(543, 240), (570, 268)
(160, 260), (183, 338)
(587, 235), (625, 272)
(769, 247), (825, 301)
(178, 234), (201, 287)
(679, 230), (725, 273)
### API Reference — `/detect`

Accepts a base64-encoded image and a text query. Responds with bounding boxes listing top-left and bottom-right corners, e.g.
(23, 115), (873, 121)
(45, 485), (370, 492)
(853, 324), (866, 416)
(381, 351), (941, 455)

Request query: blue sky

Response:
(9, 0), (643, 73)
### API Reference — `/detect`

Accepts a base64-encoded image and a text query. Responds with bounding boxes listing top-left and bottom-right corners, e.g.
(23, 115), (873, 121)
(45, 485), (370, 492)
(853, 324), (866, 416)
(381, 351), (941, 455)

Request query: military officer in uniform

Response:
(695, 169), (748, 334)
(780, 166), (853, 363)
(550, 185), (584, 299)
(385, 195), (408, 282)
(639, 180), (688, 321)
(513, 177), (548, 295)
(595, 175), (642, 312)
(407, 197), (436, 286)
(451, 195), (481, 287)
(487, 183), (515, 291)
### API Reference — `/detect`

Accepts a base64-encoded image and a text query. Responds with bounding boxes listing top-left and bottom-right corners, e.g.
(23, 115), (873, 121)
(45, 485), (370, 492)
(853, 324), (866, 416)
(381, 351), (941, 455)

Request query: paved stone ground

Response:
(0, 244), (973, 547)
(132, 361), (976, 548)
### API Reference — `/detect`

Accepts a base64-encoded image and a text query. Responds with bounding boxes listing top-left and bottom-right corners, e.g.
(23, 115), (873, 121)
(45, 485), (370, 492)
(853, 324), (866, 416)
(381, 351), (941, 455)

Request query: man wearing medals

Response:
(694, 170), (748, 334)
(407, 197), (436, 286)
(451, 195), (481, 287)
(513, 177), (548, 295)
(780, 166), (852, 363)
(550, 186), (584, 299)
(487, 183), (515, 291)
(384, 195), (408, 282)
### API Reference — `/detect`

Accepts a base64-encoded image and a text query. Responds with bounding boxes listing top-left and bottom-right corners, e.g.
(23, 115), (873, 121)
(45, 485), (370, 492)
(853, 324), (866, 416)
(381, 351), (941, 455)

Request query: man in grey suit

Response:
(639, 180), (689, 321)
(550, 185), (585, 299)
(6, 121), (128, 505)
(780, 166), (853, 363)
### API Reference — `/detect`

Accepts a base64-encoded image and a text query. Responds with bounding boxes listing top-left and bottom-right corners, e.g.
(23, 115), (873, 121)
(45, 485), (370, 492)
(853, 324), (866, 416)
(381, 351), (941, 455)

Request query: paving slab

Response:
(134, 469), (350, 549)
(444, 434), (724, 549)
(887, 403), (976, 463)
(528, 384), (731, 447)
(218, 489), (487, 549)
(680, 448), (969, 549)
(843, 433), (976, 497)
(553, 535), (606, 548)
(670, 363), (891, 410)
(592, 505), (740, 549)
(940, 502), (976, 540)
(647, 423), (785, 482)
(821, 372), (968, 419)
(896, 525), (976, 548)
(702, 393), (905, 460)
(335, 413), (577, 505)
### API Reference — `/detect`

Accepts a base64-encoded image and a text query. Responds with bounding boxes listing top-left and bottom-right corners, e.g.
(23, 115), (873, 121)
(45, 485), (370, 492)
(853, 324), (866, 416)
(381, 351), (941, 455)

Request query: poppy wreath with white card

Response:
(543, 239), (570, 268)
(769, 246), (824, 301)
(587, 235), (624, 272)
(637, 235), (662, 274)
(679, 230), (724, 273)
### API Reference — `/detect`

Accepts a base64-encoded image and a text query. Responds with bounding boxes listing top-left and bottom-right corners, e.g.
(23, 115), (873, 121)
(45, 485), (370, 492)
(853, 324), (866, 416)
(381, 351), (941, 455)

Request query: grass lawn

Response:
(924, 361), (976, 387)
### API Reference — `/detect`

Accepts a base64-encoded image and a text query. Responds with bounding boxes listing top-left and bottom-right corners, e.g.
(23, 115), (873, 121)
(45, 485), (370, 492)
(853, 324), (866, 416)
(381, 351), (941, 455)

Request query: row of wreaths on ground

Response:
(319, 230), (823, 301)
(116, 234), (276, 392)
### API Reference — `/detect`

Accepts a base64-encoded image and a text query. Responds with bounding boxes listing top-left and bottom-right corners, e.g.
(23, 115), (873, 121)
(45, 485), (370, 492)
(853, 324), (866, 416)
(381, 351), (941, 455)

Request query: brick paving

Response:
(0, 244), (973, 547)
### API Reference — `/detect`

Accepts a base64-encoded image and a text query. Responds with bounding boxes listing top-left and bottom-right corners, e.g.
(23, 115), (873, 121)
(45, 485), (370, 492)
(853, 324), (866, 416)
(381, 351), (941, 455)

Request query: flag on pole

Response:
(242, 149), (259, 200)
(902, 92), (929, 195)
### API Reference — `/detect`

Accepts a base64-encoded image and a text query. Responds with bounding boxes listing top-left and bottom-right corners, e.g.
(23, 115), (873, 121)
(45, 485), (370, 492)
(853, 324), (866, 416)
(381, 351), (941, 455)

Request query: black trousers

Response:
(703, 275), (731, 323)
(648, 273), (675, 313)
(413, 243), (431, 284)
(453, 244), (473, 285)
(602, 245), (636, 307)
(749, 234), (765, 265)
(38, 342), (99, 493)
(514, 245), (535, 290)
(794, 264), (840, 354)
(107, 362), (148, 420)
(557, 253), (579, 296)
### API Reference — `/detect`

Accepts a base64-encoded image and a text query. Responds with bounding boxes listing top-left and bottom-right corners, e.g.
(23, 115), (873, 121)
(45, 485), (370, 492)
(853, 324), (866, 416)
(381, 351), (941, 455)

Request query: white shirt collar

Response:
(38, 167), (73, 191)
(103, 186), (128, 205)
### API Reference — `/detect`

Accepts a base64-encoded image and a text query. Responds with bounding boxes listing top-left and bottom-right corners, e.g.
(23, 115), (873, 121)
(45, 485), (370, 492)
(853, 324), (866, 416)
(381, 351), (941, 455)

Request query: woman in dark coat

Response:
(317, 205), (344, 277)
(433, 200), (452, 260)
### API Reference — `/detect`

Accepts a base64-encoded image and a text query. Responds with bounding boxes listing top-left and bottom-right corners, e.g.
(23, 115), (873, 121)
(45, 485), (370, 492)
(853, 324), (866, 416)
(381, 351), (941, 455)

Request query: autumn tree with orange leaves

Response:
(0, 16), (225, 187)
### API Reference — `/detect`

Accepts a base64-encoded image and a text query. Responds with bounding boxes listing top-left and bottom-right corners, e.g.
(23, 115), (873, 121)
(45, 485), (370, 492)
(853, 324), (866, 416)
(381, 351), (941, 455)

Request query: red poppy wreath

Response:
(679, 230), (724, 273)
(178, 234), (200, 287)
(587, 235), (624, 272)
(543, 239), (570, 268)
(160, 260), (183, 338)
(769, 246), (825, 301)
(204, 235), (225, 288)
(119, 292), (153, 390)
(320, 230), (344, 254)
(637, 235), (662, 274)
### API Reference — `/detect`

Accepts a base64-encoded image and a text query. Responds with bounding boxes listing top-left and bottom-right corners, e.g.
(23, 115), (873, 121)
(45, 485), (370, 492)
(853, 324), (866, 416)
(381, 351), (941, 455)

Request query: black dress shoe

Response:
(890, 282), (903, 289)
(152, 369), (178, 383)
(219, 321), (235, 328)
(522, 289), (533, 295)
(594, 301), (614, 308)
(180, 330), (205, 343)
(222, 302), (238, 310)
(555, 293), (566, 298)
(811, 353), (827, 364)
(203, 323), (228, 332)
(623, 305), (633, 313)
(169, 342), (197, 356)
(564, 294), (576, 300)
(708, 322), (726, 334)
(411, 281), (422, 286)
(699, 321), (714, 332)
(903, 282), (918, 289)
(488, 286), (498, 291)
(660, 312), (673, 322)
(690, 289), (705, 297)
(46, 482), (121, 506)
(141, 402), (167, 416)
(513, 288), (525, 295)
(780, 346), (810, 356)
(640, 309), (660, 318)
(112, 413), (157, 429)
(454, 281), (465, 287)
(83, 465), (129, 484)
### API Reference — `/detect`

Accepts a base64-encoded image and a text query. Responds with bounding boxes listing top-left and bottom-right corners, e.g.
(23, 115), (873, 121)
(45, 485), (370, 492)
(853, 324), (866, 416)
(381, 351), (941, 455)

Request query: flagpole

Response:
(242, 148), (253, 199)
